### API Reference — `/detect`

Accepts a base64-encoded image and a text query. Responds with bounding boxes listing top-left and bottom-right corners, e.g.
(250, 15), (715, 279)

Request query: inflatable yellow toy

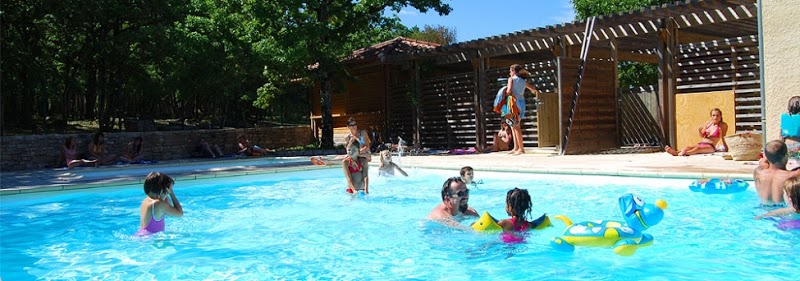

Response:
(550, 194), (667, 256)
(471, 211), (552, 233)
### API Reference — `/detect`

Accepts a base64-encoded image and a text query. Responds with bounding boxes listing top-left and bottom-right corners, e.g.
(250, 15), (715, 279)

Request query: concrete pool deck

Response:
(0, 150), (758, 195)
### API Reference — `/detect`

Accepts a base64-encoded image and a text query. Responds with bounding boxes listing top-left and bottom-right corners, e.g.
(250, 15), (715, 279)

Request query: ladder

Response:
(560, 17), (596, 155)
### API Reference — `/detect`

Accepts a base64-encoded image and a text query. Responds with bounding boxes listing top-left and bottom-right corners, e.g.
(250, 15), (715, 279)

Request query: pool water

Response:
(1, 168), (797, 280)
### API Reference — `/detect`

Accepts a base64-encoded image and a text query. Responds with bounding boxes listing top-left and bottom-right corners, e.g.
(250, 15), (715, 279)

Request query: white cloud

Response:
(551, 2), (576, 24)
(399, 9), (419, 16)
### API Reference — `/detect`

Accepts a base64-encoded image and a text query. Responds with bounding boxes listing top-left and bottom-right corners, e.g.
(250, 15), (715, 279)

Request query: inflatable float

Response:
(550, 194), (667, 256)
(689, 178), (749, 194)
(472, 211), (552, 243)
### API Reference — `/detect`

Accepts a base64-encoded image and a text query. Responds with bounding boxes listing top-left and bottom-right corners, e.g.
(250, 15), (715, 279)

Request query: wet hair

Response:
(764, 140), (788, 166)
(506, 188), (532, 220)
(788, 96), (800, 115)
(143, 172), (174, 197)
(710, 108), (723, 122)
(440, 177), (464, 201)
(460, 166), (473, 177)
(510, 64), (531, 79)
(784, 176), (800, 213)
(93, 132), (105, 145)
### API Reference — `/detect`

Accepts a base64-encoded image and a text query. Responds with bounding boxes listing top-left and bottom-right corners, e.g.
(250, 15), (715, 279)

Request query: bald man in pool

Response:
(427, 177), (479, 228)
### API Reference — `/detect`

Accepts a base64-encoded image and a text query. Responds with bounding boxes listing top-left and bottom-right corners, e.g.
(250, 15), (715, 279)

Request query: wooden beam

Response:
(617, 51), (659, 63)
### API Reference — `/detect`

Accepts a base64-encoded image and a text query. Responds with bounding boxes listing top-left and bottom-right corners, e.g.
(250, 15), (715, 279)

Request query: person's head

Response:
(505, 188), (532, 219)
(64, 136), (76, 149)
(236, 134), (247, 143)
(709, 108), (723, 124)
(509, 64), (531, 79)
(783, 176), (800, 213)
(143, 172), (174, 200)
(380, 150), (392, 165)
(764, 140), (789, 167)
(460, 166), (474, 183)
(788, 96), (800, 115)
(93, 132), (105, 145)
(346, 138), (360, 159)
(347, 117), (358, 133)
(440, 177), (469, 213)
(500, 120), (509, 130)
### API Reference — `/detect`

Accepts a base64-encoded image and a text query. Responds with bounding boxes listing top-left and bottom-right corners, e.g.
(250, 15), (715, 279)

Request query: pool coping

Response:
(0, 156), (754, 197)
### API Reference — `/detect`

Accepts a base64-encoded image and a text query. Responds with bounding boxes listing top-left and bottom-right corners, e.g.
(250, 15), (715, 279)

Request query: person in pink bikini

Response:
(665, 108), (728, 156)
(136, 172), (183, 236)
(497, 188), (550, 243)
(63, 136), (97, 168)
(342, 139), (369, 194)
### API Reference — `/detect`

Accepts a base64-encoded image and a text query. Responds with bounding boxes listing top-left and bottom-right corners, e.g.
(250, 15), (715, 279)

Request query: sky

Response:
(395, 0), (576, 43)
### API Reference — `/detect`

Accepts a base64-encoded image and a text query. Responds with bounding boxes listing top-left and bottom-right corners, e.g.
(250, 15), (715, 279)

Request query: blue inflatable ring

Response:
(689, 178), (749, 194)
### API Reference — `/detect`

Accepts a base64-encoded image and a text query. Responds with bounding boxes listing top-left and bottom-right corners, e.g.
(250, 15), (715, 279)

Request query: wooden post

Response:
(413, 60), (422, 148)
(611, 39), (621, 147)
(383, 64), (391, 144)
(657, 18), (678, 147)
(472, 55), (487, 150)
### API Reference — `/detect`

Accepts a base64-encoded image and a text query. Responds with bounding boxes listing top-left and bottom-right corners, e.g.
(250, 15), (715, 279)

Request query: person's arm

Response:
(719, 122), (729, 150)
(360, 130), (371, 154)
(525, 82), (540, 99)
(755, 207), (795, 219)
(393, 163), (408, 177)
(497, 219), (515, 231)
(465, 207), (479, 217)
(161, 186), (184, 217)
(238, 142), (248, 154)
(505, 77), (514, 96)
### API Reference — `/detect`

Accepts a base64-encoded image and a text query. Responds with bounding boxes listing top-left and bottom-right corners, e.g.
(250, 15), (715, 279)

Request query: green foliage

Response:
(407, 25), (457, 45)
(571, 0), (671, 88)
(571, 0), (673, 19)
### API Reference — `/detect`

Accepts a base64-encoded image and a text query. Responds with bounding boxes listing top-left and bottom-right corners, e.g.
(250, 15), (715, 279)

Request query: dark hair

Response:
(511, 64), (531, 79)
(784, 176), (800, 213)
(64, 136), (75, 149)
(93, 132), (105, 145)
(346, 138), (361, 150)
(132, 136), (143, 154)
(143, 172), (174, 196)
(347, 117), (357, 126)
(710, 108), (723, 122)
(506, 188), (532, 221)
(765, 140), (788, 167)
(788, 96), (800, 115)
(237, 134), (247, 141)
(440, 177), (464, 201)
(460, 166), (473, 176)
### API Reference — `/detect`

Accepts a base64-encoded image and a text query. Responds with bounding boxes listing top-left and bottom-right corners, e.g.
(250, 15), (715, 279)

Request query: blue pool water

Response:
(1, 168), (797, 280)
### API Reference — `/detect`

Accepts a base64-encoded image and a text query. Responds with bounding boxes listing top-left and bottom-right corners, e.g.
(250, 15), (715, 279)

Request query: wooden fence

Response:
(618, 85), (662, 147)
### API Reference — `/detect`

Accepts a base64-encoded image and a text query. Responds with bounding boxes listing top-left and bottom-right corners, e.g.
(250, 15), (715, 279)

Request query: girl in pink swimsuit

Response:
(136, 172), (183, 236)
(497, 188), (549, 243)
(63, 136), (97, 168)
(665, 108), (728, 156)
(342, 139), (369, 194)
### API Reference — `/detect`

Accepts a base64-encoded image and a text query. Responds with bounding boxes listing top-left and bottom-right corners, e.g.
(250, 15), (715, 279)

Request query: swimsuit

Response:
(64, 148), (78, 166)
(136, 203), (165, 235)
(346, 158), (364, 194)
(510, 76), (528, 119)
(500, 217), (528, 243)
(698, 123), (721, 148)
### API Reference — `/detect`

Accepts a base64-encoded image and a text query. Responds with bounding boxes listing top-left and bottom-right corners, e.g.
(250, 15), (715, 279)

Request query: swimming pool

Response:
(0, 168), (796, 280)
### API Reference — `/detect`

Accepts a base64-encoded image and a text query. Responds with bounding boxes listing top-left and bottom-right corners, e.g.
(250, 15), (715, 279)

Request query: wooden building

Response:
(313, 0), (761, 154)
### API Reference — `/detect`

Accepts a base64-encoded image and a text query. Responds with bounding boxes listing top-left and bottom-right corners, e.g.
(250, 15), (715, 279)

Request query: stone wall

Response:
(0, 126), (312, 171)
(763, 0), (800, 140)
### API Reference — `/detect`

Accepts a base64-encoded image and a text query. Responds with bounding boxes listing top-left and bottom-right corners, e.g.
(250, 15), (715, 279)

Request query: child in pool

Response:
(136, 172), (183, 235)
(343, 139), (369, 194)
(377, 150), (407, 177)
(755, 176), (800, 219)
(497, 188), (550, 242)
(460, 166), (482, 186)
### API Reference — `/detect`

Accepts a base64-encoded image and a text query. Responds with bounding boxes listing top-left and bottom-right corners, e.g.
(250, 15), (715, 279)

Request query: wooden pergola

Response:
(385, 0), (759, 154)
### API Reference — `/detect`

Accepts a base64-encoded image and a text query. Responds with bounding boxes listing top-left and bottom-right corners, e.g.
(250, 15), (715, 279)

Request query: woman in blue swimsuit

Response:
(505, 64), (542, 155)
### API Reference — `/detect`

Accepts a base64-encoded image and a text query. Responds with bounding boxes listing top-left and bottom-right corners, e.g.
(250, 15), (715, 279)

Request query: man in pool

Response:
(754, 140), (800, 206)
(427, 177), (479, 227)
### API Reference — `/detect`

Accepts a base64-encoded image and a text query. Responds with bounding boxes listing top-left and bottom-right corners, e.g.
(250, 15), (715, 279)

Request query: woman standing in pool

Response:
(136, 172), (183, 235)
(665, 108), (728, 156)
(505, 64), (542, 155)
(342, 139), (369, 194)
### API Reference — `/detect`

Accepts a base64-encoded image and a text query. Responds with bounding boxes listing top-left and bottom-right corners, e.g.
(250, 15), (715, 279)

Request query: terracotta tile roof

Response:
(344, 37), (440, 63)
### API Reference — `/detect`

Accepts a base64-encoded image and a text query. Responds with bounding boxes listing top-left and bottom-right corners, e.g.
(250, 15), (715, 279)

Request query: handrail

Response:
(560, 17), (596, 155)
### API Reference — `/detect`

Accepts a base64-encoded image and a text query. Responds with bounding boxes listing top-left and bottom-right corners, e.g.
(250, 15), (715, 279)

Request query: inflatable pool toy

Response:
(689, 178), (749, 194)
(776, 219), (800, 231)
(550, 194), (667, 256)
(471, 211), (552, 233)
(781, 113), (800, 138)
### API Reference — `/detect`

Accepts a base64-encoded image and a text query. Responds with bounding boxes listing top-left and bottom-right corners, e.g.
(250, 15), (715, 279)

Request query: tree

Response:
(252, 0), (452, 148)
(571, 0), (672, 89)
(407, 24), (457, 45)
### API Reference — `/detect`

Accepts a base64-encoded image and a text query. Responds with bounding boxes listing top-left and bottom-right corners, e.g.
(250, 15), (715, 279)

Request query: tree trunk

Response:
(320, 70), (334, 148)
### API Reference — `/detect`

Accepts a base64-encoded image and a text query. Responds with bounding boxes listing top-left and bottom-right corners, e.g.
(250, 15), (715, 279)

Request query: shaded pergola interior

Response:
(381, 0), (759, 154)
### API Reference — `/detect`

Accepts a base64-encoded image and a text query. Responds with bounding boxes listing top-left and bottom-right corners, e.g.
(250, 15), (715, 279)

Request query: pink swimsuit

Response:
(135, 204), (165, 236)
(500, 217), (528, 243)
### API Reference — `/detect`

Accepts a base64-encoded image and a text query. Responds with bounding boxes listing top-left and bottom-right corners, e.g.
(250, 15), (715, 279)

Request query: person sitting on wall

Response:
(482, 121), (513, 153)
(89, 132), (117, 166)
(665, 108), (728, 156)
(198, 139), (225, 158)
(237, 134), (271, 156)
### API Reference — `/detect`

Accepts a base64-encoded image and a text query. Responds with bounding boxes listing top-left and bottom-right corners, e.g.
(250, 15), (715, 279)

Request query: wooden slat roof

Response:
(388, 0), (757, 64)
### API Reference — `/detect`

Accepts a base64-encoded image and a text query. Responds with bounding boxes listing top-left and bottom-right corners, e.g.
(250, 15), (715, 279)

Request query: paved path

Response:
(0, 151), (758, 195)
